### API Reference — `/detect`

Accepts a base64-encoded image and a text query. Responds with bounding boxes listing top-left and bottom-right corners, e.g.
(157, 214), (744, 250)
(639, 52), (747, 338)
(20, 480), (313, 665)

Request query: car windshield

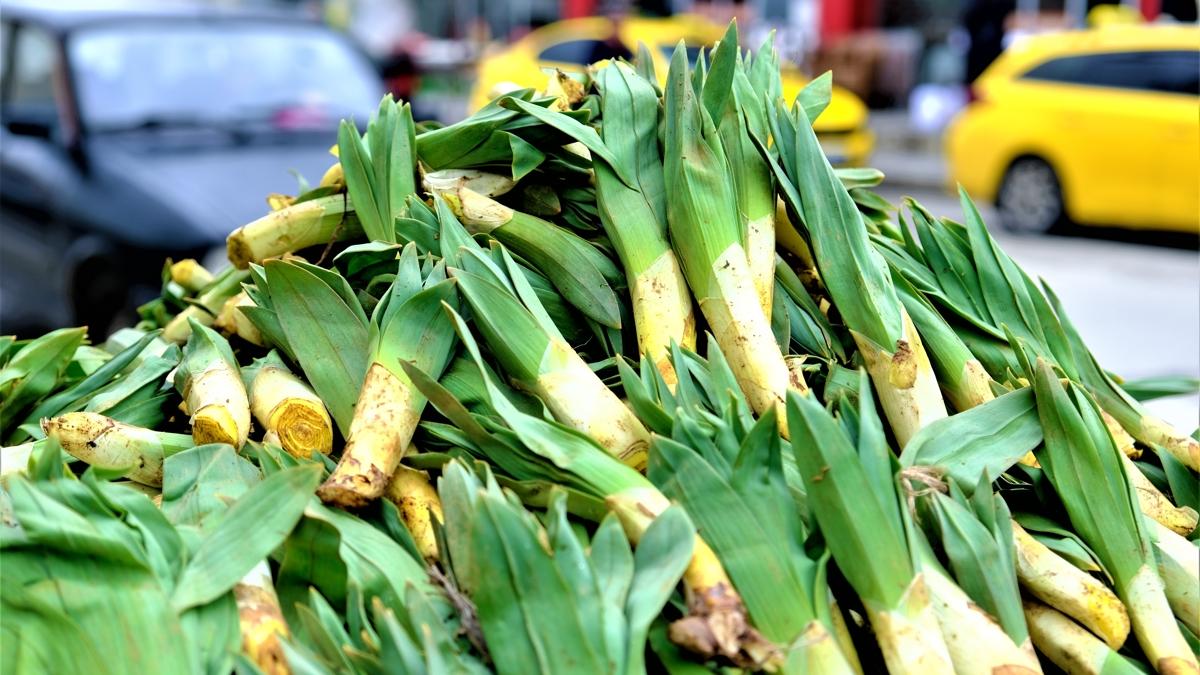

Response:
(69, 21), (382, 131)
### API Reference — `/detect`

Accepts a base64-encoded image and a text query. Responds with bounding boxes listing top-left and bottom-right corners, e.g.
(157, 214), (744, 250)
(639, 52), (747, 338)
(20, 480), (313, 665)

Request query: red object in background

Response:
(563, 0), (597, 19)
(818, 0), (877, 40)
(1141, 0), (1161, 20)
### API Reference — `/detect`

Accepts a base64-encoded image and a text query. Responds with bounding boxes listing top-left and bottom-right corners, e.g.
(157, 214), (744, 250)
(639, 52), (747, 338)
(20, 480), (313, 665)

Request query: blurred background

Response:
(0, 0), (1196, 426)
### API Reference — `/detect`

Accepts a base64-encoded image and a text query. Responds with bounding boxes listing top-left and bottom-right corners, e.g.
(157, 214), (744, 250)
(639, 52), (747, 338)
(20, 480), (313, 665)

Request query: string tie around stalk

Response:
(898, 465), (949, 516)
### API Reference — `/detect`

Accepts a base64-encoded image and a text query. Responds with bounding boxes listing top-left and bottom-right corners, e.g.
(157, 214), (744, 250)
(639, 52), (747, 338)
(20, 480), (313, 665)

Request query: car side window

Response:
(1021, 50), (1200, 96)
(2, 23), (60, 137)
(538, 39), (630, 65)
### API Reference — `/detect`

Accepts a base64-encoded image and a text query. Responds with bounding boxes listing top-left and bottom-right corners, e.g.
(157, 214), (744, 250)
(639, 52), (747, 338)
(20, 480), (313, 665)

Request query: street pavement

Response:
(876, 184), (1200, 432)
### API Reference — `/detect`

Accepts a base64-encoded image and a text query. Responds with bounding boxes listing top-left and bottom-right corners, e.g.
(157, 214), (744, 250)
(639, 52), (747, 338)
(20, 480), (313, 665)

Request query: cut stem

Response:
(226, 195), (361, 269)
(1023, 599), (1143, 675)
(234, 560), (291, 675)
(244, 355), (333, 459)
(318, 363), (418, 508)
(40, 412), (193, 487)
(852, 307), (948, 448)
(1012, 522), (1130, 649)
(384, 461), (444, 561)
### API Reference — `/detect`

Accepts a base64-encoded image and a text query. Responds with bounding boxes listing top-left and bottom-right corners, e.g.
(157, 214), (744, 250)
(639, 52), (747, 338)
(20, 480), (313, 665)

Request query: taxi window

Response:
(539, 39), (630, 65)
(1021, 50), (1199, 96)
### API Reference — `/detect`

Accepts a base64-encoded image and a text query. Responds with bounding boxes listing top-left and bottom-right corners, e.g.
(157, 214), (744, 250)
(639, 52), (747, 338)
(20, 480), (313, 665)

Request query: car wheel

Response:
(996, 157), (1065, 234)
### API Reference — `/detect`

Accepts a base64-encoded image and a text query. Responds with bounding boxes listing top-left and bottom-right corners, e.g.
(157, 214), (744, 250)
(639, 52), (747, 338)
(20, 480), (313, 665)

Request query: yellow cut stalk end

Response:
(234, 561), (291, 675)
(1012, 522), (1130, 649)
(852, 307), (948, 448)
(249, 366), (333, 459)
(185, 361), (251, 448)
(384, 462), (443, 561)
(214, 292), (266, 347)
(536, 339), (651, 470)
(169, 259), (215, 292)
(545, 69), (585, 111)
(317, 363), (418, 508)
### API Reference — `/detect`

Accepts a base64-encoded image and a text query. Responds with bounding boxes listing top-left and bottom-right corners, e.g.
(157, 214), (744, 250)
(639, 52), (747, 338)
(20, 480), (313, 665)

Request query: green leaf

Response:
(900, 388), (1041, 489)
(263, 260), (369, 434)
(0, 327), (88, 438)
(172, 464), (322, 612)
(796, 71), (832, 122)
(624, 505), (695, 675)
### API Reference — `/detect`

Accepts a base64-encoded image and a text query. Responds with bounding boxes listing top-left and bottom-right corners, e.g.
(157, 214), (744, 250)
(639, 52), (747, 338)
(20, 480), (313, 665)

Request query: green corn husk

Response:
(174, 320), (251, 449)
(10, 330), (162, 443)
(437, 460), (697, 675)
(446, 235), (650, 469)
(400, 309), (776, 668)
(902, 191), (1198, 470)
(317, 244), (459, 508)
(701, 23), (779, 318)
(786, 373), (954, 675)
(764, 87), (946, 448)
(774, 257), (847, 363)
(0, 327), (88, 440)
(649, 402), (858, 674)
(1150, 520), (1200, 636)
(914, 476), (1041, 673)
(592, 61), (696, 383)
(1025, 354), (1197, 672)
(337, 95), (417, 244)
(662, 42), (797, 427)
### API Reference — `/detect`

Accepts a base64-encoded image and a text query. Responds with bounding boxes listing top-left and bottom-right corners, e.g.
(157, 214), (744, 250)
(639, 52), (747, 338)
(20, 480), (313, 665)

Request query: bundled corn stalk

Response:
(2, 21), (1197, 675)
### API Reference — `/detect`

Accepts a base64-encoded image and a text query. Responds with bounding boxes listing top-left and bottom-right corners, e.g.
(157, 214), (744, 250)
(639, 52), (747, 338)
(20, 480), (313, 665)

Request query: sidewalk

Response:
(866, 109), (948, 192)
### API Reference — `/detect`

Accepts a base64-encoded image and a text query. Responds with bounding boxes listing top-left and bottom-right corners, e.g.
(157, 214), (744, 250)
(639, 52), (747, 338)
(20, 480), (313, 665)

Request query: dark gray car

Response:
(0, 1), (383, 335)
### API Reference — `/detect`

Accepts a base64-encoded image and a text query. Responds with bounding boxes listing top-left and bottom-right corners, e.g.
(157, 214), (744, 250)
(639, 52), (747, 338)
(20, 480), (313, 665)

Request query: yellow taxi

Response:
(946, 24), (1199, 234)
(470, 15), (873, 165)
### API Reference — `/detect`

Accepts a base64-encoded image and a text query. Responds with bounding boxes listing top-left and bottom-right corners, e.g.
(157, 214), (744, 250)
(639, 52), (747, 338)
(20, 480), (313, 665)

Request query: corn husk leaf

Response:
(259, 259), (370, 435)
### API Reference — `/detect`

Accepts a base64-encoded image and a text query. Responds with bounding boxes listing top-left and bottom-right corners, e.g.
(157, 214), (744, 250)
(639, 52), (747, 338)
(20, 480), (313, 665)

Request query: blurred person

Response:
(963, 0), (1015, 82)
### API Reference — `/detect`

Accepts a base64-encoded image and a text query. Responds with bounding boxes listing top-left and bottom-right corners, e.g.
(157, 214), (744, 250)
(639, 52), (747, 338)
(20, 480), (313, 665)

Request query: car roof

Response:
(988, 24), (1199, 78)
(2, 0), (311, 34)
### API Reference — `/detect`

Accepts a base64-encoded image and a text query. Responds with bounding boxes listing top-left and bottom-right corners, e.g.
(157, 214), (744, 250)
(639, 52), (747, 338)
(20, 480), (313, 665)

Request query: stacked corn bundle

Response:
(2, 21), (1197, 675)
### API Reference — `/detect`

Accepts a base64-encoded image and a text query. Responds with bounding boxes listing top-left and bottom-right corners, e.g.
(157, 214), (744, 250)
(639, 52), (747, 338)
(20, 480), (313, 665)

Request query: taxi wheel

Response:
(996, 157), (1065, 234)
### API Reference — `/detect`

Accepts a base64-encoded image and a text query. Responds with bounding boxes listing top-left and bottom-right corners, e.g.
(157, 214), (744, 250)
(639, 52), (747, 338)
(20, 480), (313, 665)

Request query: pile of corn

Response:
(2, 23), (1198, 675)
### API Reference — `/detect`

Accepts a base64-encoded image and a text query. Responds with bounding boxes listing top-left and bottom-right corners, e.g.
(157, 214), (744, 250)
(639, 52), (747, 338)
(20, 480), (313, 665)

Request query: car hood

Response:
(79, 132), (338, 250)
